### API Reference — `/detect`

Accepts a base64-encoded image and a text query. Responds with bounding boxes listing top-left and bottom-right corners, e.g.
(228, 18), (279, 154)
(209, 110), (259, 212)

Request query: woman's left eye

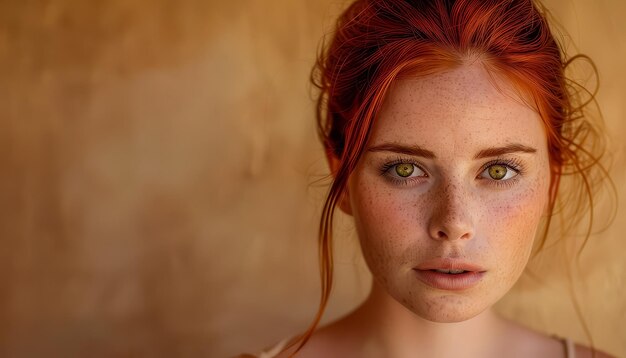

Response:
(479, 164), (518, 181)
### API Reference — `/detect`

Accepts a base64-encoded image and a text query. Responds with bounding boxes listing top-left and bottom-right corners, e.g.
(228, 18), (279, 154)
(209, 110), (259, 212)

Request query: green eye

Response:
(488, 165), (507, 180)
(395, 163), (414, 177)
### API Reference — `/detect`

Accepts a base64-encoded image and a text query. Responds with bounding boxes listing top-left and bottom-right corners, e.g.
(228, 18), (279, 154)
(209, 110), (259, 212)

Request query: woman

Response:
(247, 0), (614, 357)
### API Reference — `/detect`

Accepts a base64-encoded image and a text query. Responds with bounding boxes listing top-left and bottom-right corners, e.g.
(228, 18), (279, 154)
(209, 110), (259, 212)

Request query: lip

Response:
(413, 258), (486, 291)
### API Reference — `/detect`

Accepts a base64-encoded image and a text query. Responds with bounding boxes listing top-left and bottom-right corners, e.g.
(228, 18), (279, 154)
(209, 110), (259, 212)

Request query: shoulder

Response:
(260, 325), (349, 358)
(232, 337), (296, 358)
(574, 344), (616, 358)
(508, 325), (615, 358)
(496, 318), (564, 358)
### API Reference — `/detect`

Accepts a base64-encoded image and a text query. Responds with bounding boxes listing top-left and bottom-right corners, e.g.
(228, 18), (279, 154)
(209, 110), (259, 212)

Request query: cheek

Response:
(349, 177), (427, 272)
(482, 176), (549, 273)
(349, 168), (550, 282)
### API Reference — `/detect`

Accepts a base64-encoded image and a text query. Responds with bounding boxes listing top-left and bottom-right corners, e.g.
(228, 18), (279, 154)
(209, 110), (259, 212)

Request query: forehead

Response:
(370, 63), (546, 155)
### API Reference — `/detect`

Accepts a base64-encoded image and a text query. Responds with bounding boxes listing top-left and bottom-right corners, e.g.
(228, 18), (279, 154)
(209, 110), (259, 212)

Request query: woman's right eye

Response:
(395, 163), (415, 177)
(386, 163), (427, 180)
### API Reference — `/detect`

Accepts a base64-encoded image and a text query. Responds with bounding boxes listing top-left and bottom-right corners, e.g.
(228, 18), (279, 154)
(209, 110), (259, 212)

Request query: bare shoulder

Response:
(271, 331), (338, 358)
(269, 318), (359, 358)
(231, 336), (299, 358)
(574, 344), (616, 358)
(501, 322), (615, 358)
(254, 335), (326, 358)
(495, 317), (564, 358)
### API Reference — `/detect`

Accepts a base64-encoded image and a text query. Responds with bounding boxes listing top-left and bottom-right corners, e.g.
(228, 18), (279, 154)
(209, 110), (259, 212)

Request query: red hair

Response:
(292, 0), (610, 355)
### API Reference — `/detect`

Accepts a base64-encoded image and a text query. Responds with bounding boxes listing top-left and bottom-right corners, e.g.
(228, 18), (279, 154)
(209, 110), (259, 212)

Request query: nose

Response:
(427, 181), (475, 241)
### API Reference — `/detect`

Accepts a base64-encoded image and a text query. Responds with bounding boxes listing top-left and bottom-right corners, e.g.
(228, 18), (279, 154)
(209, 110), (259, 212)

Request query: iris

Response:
(395, 163), (414, 177)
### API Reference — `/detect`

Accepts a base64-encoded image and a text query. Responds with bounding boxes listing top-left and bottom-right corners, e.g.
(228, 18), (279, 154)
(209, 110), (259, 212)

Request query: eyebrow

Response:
(366, 143), (537, 159)
(473, 144), (537, 159)
(367, 143), (436, 158)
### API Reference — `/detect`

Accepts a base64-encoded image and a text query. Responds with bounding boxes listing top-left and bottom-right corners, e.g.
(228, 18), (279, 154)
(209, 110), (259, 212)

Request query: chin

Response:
(415, 304), (485, 323)
(397, 290), (493, 323)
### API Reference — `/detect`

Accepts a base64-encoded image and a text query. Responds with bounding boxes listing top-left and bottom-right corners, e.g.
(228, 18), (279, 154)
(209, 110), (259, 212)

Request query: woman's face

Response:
(346, 63), (551, 323)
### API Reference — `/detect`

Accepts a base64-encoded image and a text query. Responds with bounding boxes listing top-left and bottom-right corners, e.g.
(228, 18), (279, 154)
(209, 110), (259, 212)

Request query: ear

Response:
(326, 151), (353, 216)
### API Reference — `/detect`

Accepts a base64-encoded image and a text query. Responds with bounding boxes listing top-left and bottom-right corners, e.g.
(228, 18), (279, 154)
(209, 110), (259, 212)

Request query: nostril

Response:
(437, 230), (447, 239)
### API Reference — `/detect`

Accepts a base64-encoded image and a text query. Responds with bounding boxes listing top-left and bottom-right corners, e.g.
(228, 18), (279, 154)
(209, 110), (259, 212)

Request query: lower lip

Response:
(413, 270), (485, 291)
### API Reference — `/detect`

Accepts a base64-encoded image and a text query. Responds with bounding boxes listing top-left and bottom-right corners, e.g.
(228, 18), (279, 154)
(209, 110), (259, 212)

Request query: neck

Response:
(339, 279), (507, 358)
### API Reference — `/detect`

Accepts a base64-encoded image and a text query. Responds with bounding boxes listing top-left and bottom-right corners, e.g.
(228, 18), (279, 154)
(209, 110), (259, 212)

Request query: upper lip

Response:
(414, 258), (486, 272)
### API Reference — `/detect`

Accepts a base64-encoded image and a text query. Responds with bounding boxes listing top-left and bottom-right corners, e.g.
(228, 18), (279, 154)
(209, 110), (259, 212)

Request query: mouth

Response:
(430, 269), (471, 274)
(413, 258), (486, 291)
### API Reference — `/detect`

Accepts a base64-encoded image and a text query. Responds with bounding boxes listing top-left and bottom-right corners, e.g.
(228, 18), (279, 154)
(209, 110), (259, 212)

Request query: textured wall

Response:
(0, 0), (624, 357)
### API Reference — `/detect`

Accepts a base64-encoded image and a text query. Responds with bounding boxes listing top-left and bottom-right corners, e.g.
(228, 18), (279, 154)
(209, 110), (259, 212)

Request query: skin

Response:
(347, 61), (551, 324)
(264, 62), (613, 358)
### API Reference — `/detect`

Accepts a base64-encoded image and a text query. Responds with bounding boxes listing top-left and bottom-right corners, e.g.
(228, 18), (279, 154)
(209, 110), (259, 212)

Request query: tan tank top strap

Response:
(563, 337), (576, 358)
(258, 338), (289, 358)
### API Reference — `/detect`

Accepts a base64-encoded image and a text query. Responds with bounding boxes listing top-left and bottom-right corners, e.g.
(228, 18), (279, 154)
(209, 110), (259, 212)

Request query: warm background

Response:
(0, 0), (624, 357)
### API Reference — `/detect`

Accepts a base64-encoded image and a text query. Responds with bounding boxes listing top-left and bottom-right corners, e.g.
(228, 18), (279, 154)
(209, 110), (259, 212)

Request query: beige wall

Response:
(0, 0), (624, 357)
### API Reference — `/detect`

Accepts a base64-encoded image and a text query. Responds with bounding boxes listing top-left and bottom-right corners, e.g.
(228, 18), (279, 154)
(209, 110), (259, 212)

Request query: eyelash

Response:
(379, 157), (525, 188)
